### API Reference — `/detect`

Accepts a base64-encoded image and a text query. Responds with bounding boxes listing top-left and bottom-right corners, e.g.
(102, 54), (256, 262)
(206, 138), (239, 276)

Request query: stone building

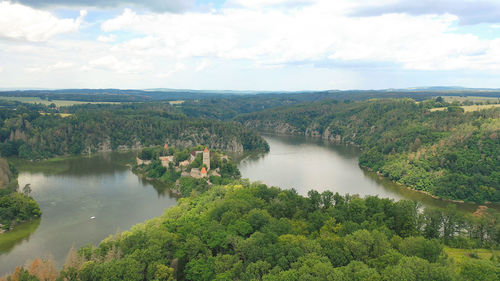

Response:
(159, 156), (174, 168)
(203, 147), (210, 170)
(136, 157), (151, 165)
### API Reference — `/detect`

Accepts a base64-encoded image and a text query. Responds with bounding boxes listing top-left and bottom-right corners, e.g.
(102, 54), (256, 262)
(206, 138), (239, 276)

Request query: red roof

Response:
(164, 144), (168, 149)
(203, 147), (209, 152)
(201, 167), (207, 174)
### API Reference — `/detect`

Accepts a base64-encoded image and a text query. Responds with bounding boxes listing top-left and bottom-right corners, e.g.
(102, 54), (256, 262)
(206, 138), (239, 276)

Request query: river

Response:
(0, 152), (178, 276)
(0, 135), (488, 276)
(238, 135), (485, 212)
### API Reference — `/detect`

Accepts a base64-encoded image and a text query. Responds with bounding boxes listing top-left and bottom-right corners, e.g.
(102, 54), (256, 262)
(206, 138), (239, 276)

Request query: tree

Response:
(397, 236), (443, 263)
(22, 184), (32, 196)
(185, 258), (215, 281)
(155, 264), (174, 281)
(459, 259), (500, 281)
(423, 208), (443, 239)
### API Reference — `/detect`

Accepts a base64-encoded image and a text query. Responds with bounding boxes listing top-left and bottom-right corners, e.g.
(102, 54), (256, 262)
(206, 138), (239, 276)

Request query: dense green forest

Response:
(177, 91), (499, 120)
(0, 158), (41, 231)
(235, 98), (500, 203)
(0, 102), (268, 160)
(4, 181), (500, 280)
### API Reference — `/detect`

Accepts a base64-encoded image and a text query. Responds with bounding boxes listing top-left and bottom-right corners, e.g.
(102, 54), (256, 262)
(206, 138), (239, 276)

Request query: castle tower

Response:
(203, 147), (210, 171)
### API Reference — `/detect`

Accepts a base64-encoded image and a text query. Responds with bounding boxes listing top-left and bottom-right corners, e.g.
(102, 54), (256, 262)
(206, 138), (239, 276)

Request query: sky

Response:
(2, 0), (500, 90)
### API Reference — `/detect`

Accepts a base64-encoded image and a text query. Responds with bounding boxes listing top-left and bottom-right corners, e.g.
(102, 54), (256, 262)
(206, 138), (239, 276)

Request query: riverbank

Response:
(260, 131), (498, 206)
(238, 134), (500, 213)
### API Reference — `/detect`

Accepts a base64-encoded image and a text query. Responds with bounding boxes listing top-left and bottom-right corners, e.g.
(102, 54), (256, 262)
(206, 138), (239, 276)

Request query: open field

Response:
(430, 103), (500, 112)
(168, 100), (184, 105)
(444, 247), (500, 263)
(443, 95), (500, 103)
(0, 96), (119, 106)
(39, 112), (73, 118)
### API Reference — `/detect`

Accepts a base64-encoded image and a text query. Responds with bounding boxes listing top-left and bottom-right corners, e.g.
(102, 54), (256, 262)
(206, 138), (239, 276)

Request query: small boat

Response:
(90, 216), (96, 220)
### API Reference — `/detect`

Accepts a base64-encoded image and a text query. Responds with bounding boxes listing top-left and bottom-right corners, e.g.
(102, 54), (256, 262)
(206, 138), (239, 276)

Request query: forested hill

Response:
(0, 103), (268, 159)
(2, 87), (499, 114)
(176, 90), (500, 120)
(235, 99), (500, 203)
(6, 182), (500, 280)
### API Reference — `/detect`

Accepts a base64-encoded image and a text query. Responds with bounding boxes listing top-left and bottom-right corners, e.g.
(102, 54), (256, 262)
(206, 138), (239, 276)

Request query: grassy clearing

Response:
(443, 96), (500, 103)
(430, 103), (500, 112)
(168, 100), (184, 105)
(0, 96), (119, 106)
(444, 246), (500, 263)
(39, 112), (73, 118)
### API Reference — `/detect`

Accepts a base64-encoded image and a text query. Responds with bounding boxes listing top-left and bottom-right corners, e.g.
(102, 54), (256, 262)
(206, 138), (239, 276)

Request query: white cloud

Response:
(98, 1), (500, 71)
(0, 2), (86, 42)
(155, 62), (186, 78)
(25, 61), (74, 73)
(12, 0), (195, 13)
(86, 55), (147, 74)
(349, 0), (500, 25)
(226, 0), (317, 9)
(97, 34), (116, 42)
(0, 66), (3, 72)
(195, 59), (210, 72)
(3, 0), (500, 90)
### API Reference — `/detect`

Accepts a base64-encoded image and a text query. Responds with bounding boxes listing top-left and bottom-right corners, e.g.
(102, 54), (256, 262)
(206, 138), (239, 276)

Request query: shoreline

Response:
(256, 130), (497, 207)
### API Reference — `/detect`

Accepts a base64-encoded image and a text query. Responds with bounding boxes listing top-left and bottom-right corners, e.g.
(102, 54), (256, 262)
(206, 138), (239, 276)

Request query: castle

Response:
(137, 145), (217, 179)
(189, 147), (210, 178)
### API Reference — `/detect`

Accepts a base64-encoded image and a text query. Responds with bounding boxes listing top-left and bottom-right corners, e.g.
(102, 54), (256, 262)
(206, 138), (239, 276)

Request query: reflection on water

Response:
(0, 152), (178, 276)
(0, 219), (40, 254)
(238, 135), (496, 212)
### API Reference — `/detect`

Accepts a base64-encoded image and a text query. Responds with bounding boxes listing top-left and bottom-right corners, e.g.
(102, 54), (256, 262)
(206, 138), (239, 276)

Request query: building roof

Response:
(203, 147), (209, 152)
(201, 167), (207, 174)
(164, 144), (168, 149)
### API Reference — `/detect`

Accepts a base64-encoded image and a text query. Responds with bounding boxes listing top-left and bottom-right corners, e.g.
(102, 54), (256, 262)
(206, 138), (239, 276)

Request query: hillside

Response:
(0, 102), (268, 160)
(235, 99), (500, 203)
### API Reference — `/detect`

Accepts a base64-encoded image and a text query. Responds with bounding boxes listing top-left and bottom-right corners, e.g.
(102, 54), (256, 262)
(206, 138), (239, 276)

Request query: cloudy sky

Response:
(2, 0), (500, 90)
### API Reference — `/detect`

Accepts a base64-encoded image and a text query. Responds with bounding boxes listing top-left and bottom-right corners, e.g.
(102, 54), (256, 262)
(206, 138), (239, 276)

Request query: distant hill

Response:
(0, 87), (499, 104)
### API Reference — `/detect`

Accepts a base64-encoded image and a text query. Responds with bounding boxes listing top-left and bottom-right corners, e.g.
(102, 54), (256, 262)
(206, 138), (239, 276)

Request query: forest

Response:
(0, 102), (268, 160)
(3, 180), (499, 281)
(177, 90), (499, 121)
(235, 98), (500, 204)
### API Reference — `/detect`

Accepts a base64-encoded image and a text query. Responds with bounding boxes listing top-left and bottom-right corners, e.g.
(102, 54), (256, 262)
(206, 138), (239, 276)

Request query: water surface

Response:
(238, 135), (486, 211)
(0, 153), (177, 276)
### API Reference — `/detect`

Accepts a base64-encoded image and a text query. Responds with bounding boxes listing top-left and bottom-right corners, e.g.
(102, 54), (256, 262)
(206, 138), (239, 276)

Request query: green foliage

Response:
(459, 259), (500, 281)
(236, 99), (500, 203)
(13, 182), (496, 281)
(0, 102), (268, 160)
(0, 159), (41, 230)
